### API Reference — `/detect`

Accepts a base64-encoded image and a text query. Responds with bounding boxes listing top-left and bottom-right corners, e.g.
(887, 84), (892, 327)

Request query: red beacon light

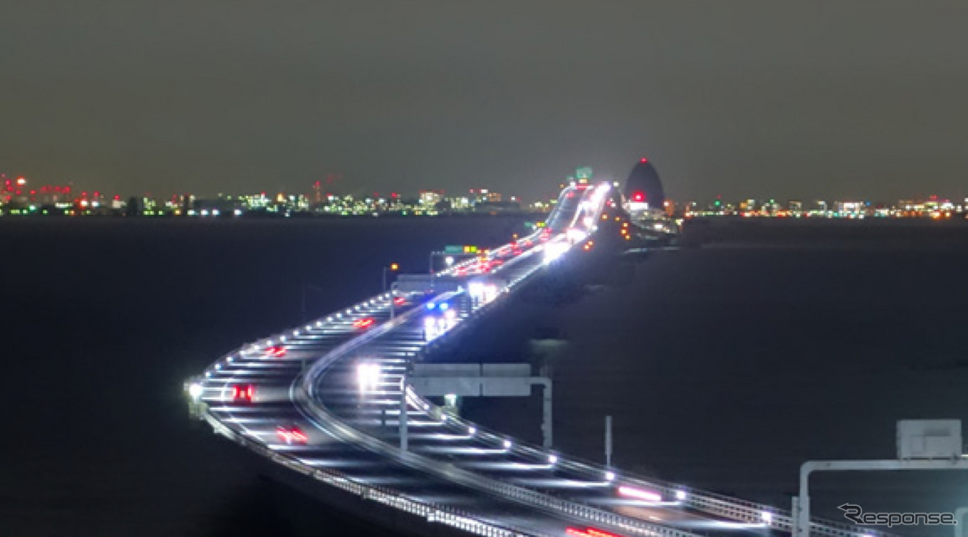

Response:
(631, 192), (646, 202)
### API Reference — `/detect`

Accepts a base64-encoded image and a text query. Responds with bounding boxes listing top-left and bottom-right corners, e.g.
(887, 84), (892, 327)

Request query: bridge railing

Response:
(201, 410), (549, 537)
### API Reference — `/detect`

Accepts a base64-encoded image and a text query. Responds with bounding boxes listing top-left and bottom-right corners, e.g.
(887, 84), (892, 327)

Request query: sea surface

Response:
(1, 217), (966, 537)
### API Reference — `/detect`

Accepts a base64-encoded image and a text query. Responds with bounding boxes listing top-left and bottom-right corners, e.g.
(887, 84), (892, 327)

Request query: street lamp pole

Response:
(399, 373), (408, 451)
(390, 282), (398, 319)
(605, 415), (613, 467)
(383, 262), (399, 292)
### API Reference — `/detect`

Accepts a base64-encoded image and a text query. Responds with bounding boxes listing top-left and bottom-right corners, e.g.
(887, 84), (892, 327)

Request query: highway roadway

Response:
(188, 182), (890, 537)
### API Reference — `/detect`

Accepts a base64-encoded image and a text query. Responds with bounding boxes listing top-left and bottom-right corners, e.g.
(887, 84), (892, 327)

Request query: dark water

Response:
(2, 217), (966, 537)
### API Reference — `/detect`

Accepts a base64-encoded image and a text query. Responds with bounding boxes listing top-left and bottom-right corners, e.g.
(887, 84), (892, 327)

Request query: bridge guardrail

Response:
(202, 411), (540, 537)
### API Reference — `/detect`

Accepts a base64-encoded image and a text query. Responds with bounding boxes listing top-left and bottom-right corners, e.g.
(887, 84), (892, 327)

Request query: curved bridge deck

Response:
(188, 183), (893, 537)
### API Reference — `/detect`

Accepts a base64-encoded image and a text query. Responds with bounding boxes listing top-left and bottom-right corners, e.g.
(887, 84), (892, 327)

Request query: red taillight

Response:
(276, 425), (308, 444)
(567, 528), (622, 537)
(587, 529), (622, 537)
(353, 318), (375, 329)
(393, 297), (406, 306)
(232, 385), (253, 402)
(565, 528), (621, 537)
(265, 345), (287, 358)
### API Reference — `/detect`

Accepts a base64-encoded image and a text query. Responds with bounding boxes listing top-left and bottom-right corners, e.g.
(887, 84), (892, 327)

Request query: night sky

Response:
(3, 0), (968, 202)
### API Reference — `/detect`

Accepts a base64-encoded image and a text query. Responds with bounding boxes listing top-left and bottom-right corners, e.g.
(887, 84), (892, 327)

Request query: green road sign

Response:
(443, 245), (478, 254)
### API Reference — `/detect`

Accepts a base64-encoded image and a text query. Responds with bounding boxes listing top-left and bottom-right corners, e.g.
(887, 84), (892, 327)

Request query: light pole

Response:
(382, 262), (399, 292)
(399, 373), (408, 451)
(390, 282), (398, 320)
(605, 415), (613, 467)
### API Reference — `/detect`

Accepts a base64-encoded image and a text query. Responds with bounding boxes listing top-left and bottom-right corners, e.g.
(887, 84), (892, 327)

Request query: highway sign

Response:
(443, 245), (478, 254)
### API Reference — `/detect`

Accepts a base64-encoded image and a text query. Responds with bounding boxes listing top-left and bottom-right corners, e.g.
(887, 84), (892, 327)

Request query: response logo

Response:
(839, 504), (958, 527)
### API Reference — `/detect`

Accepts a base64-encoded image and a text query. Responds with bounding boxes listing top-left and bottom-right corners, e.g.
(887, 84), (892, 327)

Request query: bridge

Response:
(184, 165), (893, 537)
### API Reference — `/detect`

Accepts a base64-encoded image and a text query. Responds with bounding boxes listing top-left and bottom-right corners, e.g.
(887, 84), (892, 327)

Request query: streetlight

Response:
(382, 262), (399, 292)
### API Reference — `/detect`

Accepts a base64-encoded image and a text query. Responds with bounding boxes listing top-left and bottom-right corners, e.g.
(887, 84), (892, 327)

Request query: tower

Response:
(624, 158), (665, 211)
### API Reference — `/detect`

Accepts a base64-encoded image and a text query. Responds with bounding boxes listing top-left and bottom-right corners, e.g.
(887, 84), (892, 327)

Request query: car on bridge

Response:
(264, 345), (287, 358)
(230, 384), (254, 404)
(352, 317), (376, 329)
(275, 424), (308, 445)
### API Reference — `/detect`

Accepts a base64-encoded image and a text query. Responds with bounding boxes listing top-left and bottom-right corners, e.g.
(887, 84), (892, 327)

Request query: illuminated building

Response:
(419, 191), (442, 207)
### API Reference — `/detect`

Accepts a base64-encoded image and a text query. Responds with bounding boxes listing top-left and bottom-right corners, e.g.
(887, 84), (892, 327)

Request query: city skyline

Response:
(5, 164), (968, 212)
(4, 171), (967, 220)
(4, 1), (968, 203)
